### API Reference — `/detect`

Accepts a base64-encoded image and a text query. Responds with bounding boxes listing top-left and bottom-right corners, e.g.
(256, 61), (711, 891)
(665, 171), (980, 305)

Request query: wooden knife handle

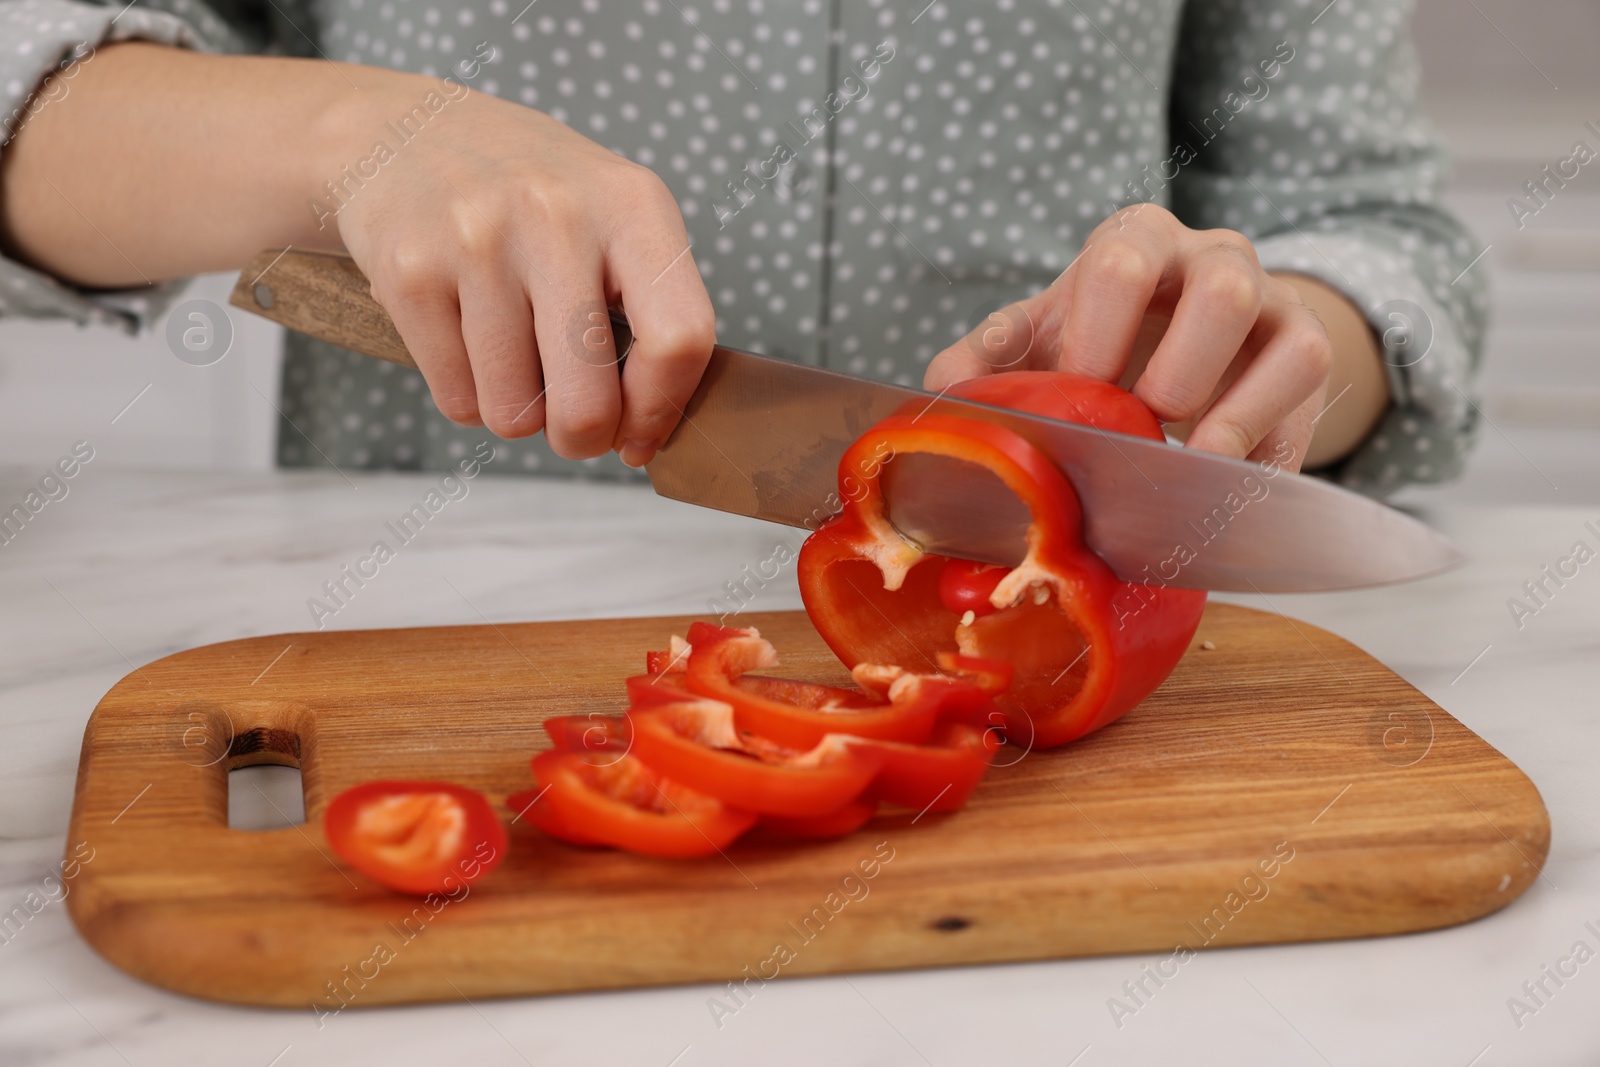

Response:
(229, 248), (418, 368)
(229, 248), (633, 368)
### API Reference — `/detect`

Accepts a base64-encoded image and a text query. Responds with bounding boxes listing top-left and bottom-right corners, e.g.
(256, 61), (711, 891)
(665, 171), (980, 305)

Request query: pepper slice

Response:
(626, 669), (698, 708)
(644, 635), (691, 676)
(851, 720), (1000, 814)
(626, 698), (883, 816)
(681, 622), (1007, 749)
(542, 713), (631, 754)
(324, 780), (507, 895)
(506, 785), (605, 847)
(797, 371), (1207, 749)
(760, 797), (879, 839)
(528, 749), (757, 858)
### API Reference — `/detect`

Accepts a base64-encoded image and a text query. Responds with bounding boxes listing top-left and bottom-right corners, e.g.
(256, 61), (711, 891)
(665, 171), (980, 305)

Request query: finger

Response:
(1131, 236), (1264, 423)
(1185, 293), (1333, 460)
(369, 250), (481, 426)
(1246, 387), (1321, 472)
(924, 296), (1049, 392)
(457, 259), (544, 438)
(531, 244), (621, 460)
(1059, 218), (1175, 383)
(607, 225), (716, 468)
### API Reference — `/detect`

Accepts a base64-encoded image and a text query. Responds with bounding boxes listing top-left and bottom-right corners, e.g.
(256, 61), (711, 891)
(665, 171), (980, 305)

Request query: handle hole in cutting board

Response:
(227, 765), (306, 831)
(224, 726), (307, 832)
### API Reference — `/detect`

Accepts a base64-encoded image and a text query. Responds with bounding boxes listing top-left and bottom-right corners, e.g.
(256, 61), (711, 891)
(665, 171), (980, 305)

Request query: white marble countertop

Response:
(2, 465), (1597, 1067)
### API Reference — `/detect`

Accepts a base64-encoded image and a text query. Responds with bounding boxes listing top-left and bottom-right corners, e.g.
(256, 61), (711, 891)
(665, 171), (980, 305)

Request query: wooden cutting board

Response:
(65, 605), (1549, 1010)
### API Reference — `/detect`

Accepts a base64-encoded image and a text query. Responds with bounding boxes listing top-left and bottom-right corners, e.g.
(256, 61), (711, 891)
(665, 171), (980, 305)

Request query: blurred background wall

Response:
(1410, 0), (1600, 503)
(0, 0), (1595, 501)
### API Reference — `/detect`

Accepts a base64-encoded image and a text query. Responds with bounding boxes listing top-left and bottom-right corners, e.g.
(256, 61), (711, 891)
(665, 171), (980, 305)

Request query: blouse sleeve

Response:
(0, 0), (258, 331)
(1166, 0), (1489, 496)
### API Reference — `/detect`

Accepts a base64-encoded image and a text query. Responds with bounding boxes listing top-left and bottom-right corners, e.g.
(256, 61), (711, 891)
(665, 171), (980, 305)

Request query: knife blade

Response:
(231, 248), (1464, 593)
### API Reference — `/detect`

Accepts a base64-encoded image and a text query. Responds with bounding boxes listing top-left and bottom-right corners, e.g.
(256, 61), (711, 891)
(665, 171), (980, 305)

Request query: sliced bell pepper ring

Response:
(542, 713), (631, 754)
(626, 669), (698, 708)
(852, 719), (1000, 814)
(797, 371), (1207, 749)
(324, 780), (507, 895)
(506, 786), (605, 847)
(760, 796), (879, 839)
(528, 749), (757, 858)
(625, 698), (883, 817)
(681, 622), (1007, 749)
(644, 635), (691, 676)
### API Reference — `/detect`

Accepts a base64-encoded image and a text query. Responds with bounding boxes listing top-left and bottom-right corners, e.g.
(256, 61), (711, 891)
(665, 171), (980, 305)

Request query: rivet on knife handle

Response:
(229, 249), (417, 368)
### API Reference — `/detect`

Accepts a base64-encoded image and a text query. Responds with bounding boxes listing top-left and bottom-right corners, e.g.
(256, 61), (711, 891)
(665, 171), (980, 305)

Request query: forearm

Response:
(1275, 273), (1390, 470)
(0, 41), (418, 287)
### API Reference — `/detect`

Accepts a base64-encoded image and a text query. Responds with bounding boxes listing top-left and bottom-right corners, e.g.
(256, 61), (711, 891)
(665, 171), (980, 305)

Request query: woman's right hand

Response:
(0, 43), (711, 465)
(325, 83), (715, 466)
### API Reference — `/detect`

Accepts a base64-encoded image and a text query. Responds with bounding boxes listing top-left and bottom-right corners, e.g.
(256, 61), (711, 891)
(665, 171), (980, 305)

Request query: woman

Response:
(0, 0), (1484, 492)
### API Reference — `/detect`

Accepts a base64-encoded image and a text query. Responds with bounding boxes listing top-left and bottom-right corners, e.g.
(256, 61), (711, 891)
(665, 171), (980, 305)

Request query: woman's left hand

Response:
(925, 204), (1335, 469)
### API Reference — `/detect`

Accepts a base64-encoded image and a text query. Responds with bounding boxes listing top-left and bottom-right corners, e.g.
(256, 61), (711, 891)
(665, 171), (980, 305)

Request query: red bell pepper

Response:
(760, 796), (879, 839)
(324, 780), (506, 895)
(680, 622), (1006, 749)
(851, 719), (1000, 813)
(626, 669), (697, 708)
(506, 786), (606, 847)
(626, 698), (882, 816)
(542, 713), (631, 754)
(797, 371), (1207, 749)
(517, 627), (1018, 855)
(526, 749), (757, 858)
(643, 635), (691, 676)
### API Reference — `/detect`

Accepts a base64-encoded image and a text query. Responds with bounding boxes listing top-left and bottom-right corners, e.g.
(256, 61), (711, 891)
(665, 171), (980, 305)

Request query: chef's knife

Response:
(229, 248), (1464, 592)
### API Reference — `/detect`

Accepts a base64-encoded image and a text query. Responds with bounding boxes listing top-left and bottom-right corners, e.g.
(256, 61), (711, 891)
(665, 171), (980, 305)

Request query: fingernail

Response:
(619, 438), (658, 468)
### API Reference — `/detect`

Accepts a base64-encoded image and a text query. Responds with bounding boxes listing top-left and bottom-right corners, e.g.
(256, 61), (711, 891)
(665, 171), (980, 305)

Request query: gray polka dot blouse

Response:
(0, 0), (1488, 494)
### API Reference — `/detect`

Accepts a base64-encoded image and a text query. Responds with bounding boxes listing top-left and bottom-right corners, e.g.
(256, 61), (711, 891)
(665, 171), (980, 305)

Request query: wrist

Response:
(297, 65), (434, 251)
(1274, 273), (1391, 469)
(308, 66), (482, 252)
